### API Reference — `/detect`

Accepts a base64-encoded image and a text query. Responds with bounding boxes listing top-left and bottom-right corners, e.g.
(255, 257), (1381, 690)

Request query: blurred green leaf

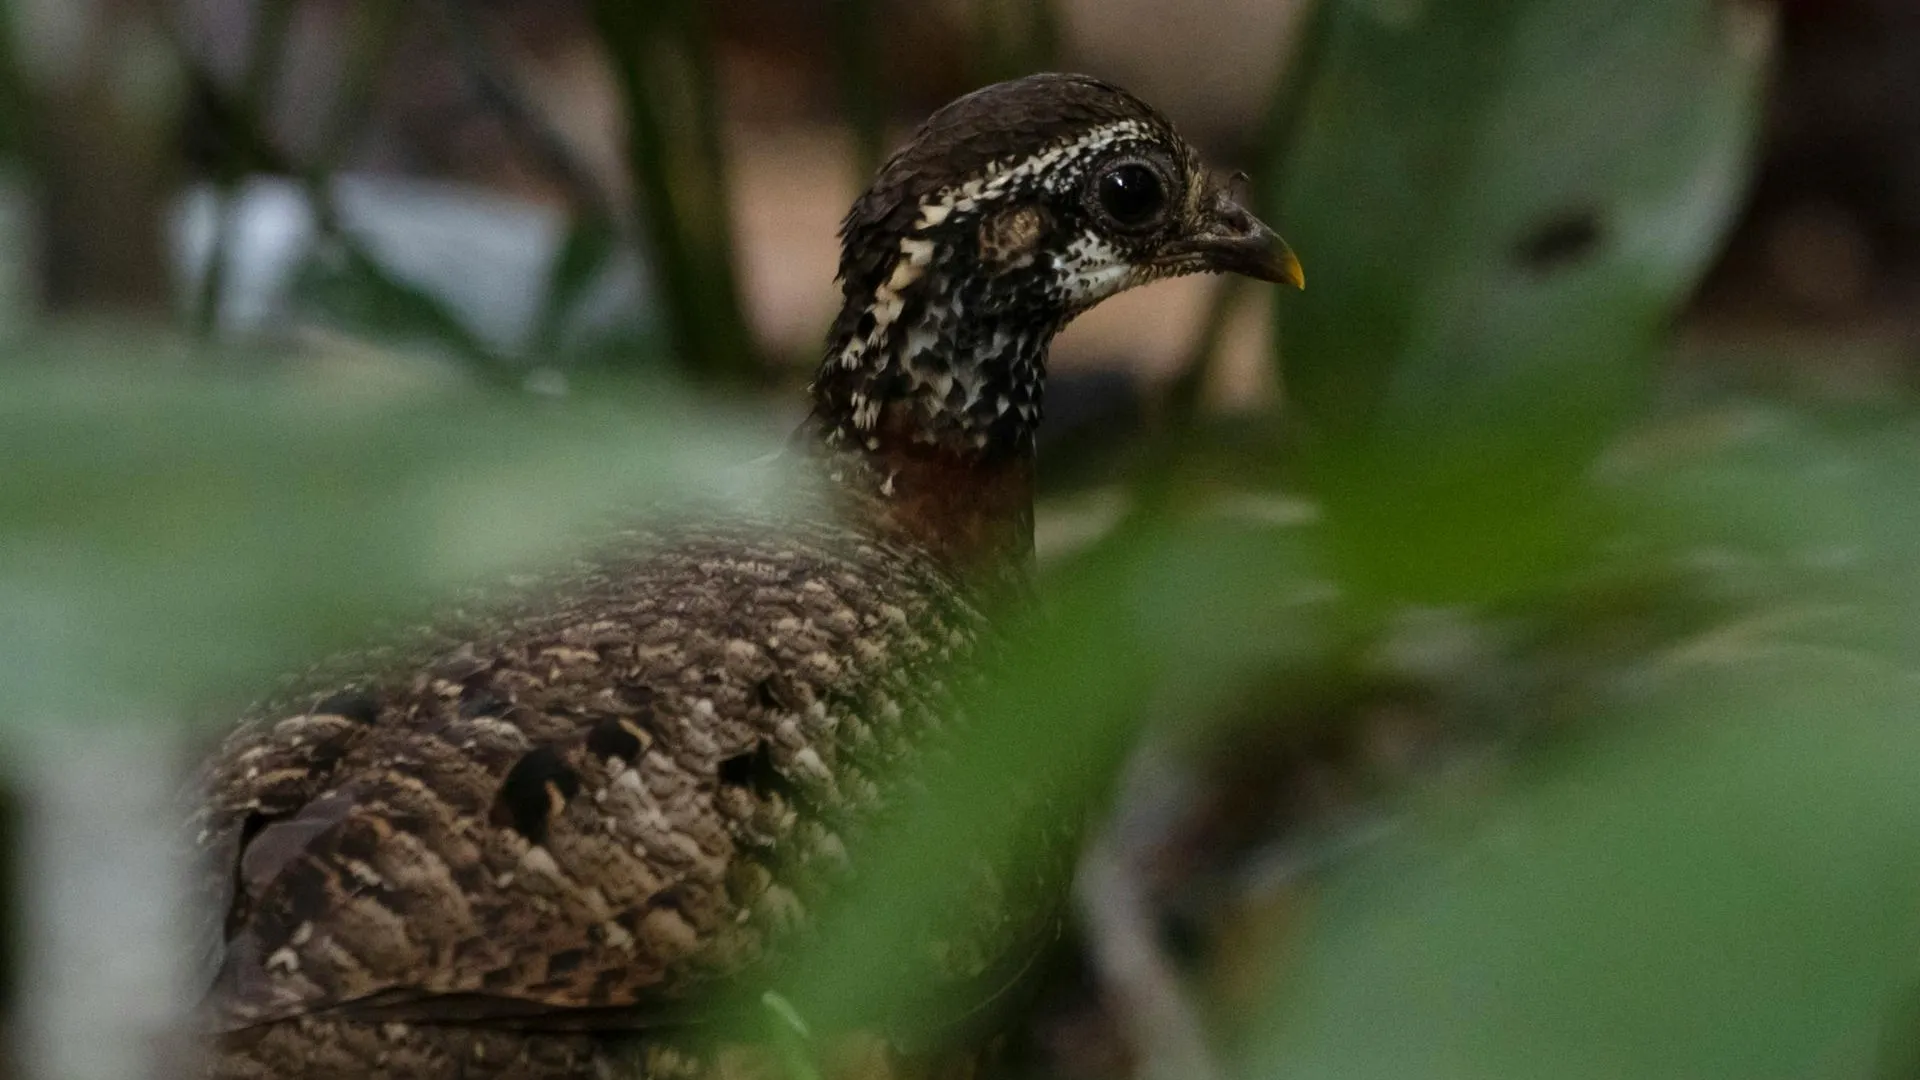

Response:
(1243, 404), (1920, 1080)
(293, 239), (509, 374)
(0, 343), (786, 724)
(1273, 0), (1773, 601)
(0, 0), (26, 162)
(532, 213), (621, 355)
(768, 509), (1343, 1045)
(590, 0), (760, 384)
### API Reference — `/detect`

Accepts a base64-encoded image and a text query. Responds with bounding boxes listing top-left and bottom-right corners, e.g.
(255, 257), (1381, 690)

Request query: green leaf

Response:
(770, 511), (1342, 1044)
(0, 345), (787, 725)
(1242, 406), (1920, 1080)
(1247, 661), (1920, 1080)
(1271, 0), (1773, 601)
(292, 239), (508, 373)
(531, 212), (621, 355)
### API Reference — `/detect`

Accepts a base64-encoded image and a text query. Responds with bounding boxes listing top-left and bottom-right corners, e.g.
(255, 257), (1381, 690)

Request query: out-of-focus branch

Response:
(973, 0), (1062, 85)
(436, 0), (619, 228)
(437, 0), (631, 360)
(195, 0), (298, 336)
(0, 2), (27, 160)
(1162, 0), (1334, 429)
(830, 0), (887, 183)
(1079, 773), (1226, 1080)
(590, 0), (761, 385)
(177, 0), (404, 335)
(11, 0), (183, 318)
(308, 0), (404, 186)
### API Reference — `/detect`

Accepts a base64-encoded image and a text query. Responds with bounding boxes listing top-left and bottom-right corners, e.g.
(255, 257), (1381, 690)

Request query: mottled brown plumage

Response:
(191, 72), (1298, 1079)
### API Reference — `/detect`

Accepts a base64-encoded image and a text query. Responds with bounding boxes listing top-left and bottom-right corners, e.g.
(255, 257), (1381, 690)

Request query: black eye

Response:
(1095, 162), (1167, 228)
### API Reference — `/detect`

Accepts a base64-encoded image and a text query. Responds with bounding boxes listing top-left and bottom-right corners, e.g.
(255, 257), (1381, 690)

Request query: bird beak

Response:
(1165, 188), (1305, 289)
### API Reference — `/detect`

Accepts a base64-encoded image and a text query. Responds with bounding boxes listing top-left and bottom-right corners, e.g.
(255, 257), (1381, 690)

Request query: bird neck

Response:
(801, 281), (1060, 592)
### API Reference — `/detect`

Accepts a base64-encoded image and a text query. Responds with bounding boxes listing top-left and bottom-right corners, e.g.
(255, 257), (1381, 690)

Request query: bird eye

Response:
(1094, 161), (1168, 229)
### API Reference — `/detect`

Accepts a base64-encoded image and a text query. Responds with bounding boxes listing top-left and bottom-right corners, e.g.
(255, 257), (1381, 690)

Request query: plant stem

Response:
(830, 0), (886, 183)
(438, 0), (618, 227)
(590, 0), (760, 386)
(1162, 0), (1335, 431)
(14, 0), (182, 317)
(196, 0), (298, 338)
(973, 0), (1062, 85)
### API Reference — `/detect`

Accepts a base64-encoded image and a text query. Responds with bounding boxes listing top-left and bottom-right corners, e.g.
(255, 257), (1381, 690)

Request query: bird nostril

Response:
(1214, 195), (1258, 237)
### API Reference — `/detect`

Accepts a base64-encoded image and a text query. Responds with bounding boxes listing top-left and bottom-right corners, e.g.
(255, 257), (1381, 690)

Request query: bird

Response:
(189, 72), (1302, 1080)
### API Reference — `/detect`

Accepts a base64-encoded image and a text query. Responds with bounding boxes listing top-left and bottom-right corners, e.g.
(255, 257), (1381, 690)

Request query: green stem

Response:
(0, 0), (27, 160)
(1162, 0), (1336, 431)
(1130, 0), (1335, 515)
(310, 0), (405, 179)
(19, 0), (181, 317)
(973, 0), (1062, 84)
(590, 0), (759, 386)
(438, 0), (617, 225)
(830, 0), (886, 182)
(196, 0), (298, 338)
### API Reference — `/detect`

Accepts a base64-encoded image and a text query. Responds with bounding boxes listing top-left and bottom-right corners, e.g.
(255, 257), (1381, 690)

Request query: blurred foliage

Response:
(1243, 402), (1920, 1080)
(591, 0), (761, 385)
(1272, 0), (1773, 602)
(971, 0), (1064, 88)
(830, 0), (889, 181)
(12, 2), (1920, 1080)
(0, 3), (24, 161)
(0, 345), (786, 723)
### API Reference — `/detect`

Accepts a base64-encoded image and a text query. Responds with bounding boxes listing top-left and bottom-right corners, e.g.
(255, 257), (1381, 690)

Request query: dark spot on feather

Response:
(545, 948), (587, 978)
(718, 740), (785, 794)
(236, 809), (272, 851)
(450, 860), (491, 896)
(585, 717), (645, 762)
(855, 310), (876, 339)
(382, 807), (427, 836)
(649, 884), (692, 914)
(332, 819), (380, 864)
(483, 966), (520, 990)
(279, 862), (331, 927)
(249, 898), (299, 952)
(494, 747), (580, 844)
(312, 690), (379, 725)
(754, 678), (790, 712)
(460, 691), (511, 719)
(617, 682), (656, 711)
(589, 966), (625, 1005)
(1515, 208), (1604, 271)
(222, 810), (275, 939)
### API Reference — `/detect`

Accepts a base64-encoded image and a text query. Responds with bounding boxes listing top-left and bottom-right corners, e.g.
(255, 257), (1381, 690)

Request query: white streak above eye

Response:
(833, 119), (1157, 375)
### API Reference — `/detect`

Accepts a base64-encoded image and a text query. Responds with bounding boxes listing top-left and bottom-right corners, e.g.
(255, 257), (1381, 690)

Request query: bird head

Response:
(811, 72), (1302, 459)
